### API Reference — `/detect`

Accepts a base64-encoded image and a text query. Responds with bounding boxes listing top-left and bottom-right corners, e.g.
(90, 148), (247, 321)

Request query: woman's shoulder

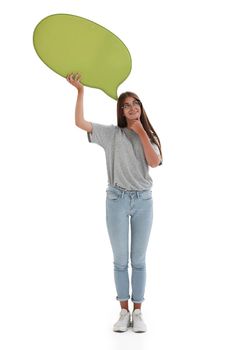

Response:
(92, 124), (128, 136)
(91, 122), (117, 131)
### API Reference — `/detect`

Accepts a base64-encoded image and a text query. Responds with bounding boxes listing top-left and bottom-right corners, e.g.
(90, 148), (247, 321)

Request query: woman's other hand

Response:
(66, 73), (83, 92)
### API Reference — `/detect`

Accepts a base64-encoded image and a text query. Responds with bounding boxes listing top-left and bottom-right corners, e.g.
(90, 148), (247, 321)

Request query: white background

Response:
(0, 0), (252, 349)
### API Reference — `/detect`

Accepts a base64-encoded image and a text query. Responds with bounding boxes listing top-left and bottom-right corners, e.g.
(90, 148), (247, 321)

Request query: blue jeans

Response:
(106, 184), (153, 303)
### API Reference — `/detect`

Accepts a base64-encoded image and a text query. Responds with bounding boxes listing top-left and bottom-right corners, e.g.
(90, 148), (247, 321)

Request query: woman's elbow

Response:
(149, 156), (162, 168)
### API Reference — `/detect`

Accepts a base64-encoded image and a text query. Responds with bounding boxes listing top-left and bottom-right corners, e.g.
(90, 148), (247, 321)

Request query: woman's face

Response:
(121, 96), (141, 121)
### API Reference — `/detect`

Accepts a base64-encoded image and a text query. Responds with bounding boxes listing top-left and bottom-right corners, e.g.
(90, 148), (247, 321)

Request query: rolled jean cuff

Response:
(131, 297), (145, 303)
(116, 296), (130, 301)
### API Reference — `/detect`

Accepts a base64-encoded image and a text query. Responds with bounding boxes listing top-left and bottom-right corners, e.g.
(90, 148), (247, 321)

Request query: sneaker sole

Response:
(133, 329), (146, 333)
(113, 322), (131, 332)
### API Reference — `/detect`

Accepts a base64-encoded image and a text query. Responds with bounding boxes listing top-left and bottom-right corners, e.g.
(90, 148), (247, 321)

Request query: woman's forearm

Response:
(75, 88), (84, 125)
(138, 129), (161, 167)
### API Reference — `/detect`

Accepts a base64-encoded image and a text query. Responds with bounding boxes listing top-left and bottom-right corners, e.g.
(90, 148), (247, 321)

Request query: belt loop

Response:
(137, 191), (140, 199)
(122, 190), (125, 199)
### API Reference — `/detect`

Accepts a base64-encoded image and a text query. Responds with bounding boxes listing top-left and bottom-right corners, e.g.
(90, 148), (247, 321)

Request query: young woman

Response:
(67, 73), (163, 333)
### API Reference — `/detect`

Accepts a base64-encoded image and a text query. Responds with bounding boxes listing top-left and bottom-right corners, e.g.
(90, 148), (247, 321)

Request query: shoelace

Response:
(133, 312), (143, 321)
(119, 312), (129, 321)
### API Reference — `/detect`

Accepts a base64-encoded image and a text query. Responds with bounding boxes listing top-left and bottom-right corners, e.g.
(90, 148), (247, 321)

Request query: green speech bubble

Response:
(33, 14), (132, 100)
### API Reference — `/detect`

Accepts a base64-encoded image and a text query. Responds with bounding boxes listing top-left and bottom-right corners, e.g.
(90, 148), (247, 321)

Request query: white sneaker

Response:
(113, 309), (131, 332)
(132, 309), (147, 333)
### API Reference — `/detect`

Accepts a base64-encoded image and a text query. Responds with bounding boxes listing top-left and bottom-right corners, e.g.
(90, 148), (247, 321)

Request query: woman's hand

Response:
(128, 120), (145, 136)
(66, 73), (83, 92)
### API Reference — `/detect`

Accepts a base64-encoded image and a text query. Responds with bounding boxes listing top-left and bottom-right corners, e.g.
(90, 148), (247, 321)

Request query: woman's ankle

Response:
(133, 302), (141, 310)
(120, 300), (129, 311)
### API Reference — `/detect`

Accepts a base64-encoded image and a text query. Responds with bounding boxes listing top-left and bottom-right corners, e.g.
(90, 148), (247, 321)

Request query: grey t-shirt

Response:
(87, 123), (161, 190)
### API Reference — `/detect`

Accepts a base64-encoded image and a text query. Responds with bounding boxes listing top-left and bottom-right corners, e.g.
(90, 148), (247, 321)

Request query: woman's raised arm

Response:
(66, 73), (93, 133)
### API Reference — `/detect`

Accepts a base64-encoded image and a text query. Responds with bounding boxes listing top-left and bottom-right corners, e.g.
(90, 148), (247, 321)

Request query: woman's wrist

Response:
(77, 87), (84, 94)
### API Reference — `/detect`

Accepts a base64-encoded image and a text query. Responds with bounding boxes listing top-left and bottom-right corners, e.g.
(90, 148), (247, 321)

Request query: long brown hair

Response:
(117, 91), (163, 162)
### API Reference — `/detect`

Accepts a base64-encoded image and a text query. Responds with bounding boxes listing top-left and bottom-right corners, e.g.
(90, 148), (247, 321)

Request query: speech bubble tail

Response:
(103, 88), (118, 101)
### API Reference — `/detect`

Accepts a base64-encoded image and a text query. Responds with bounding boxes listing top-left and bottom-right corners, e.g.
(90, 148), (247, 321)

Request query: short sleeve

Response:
(87, 123), (116, 149)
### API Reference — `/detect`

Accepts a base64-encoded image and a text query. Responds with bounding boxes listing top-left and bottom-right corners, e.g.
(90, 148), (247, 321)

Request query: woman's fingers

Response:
(66, 73), (82, 87)
(66, 73), (73, 81)
(73, 73), (81, 81)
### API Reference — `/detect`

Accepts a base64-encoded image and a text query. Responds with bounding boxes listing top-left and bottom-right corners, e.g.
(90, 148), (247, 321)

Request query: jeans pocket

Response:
(106, 190), (120, 201)
(140, 190), (152, 200)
